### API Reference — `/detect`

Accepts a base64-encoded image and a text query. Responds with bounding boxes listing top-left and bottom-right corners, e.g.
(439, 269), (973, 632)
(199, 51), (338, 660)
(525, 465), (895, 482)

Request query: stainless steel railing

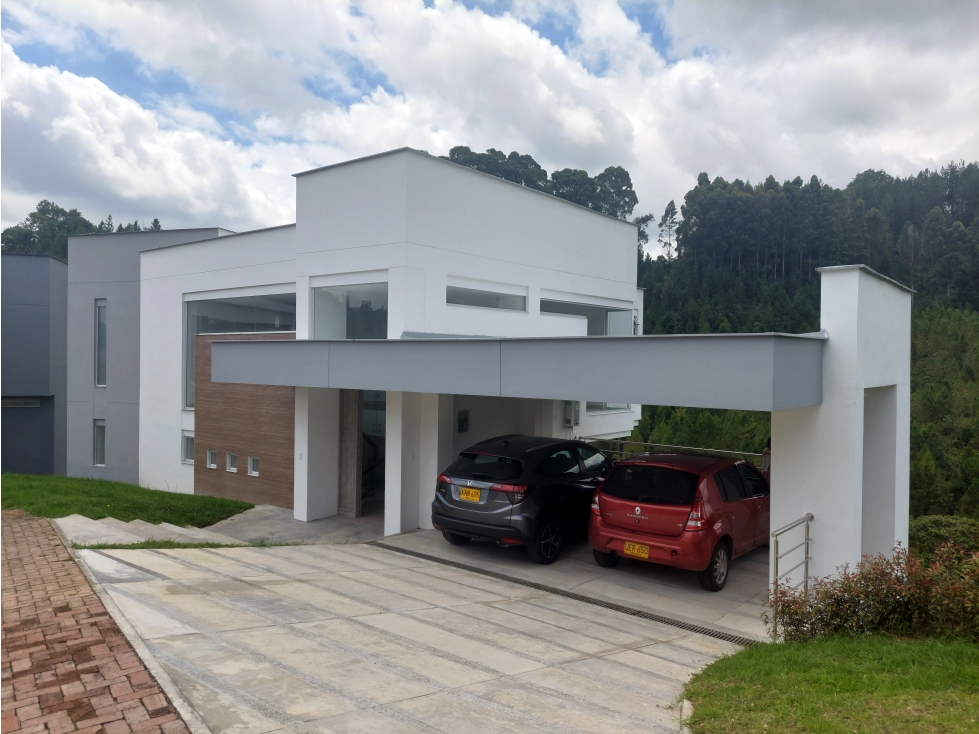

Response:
(771, 513), (814, 639)
(583, 438), (764, 467)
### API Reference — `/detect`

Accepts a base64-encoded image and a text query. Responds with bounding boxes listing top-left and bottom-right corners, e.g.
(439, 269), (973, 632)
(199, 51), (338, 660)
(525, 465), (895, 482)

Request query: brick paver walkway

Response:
(1, 511), (190, 734)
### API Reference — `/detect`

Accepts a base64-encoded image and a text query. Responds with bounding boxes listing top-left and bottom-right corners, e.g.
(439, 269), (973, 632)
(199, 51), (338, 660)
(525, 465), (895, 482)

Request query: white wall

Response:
(138, 226), (298, 493)
(138, 149), (642, 501)
(771, 266), (911, 581)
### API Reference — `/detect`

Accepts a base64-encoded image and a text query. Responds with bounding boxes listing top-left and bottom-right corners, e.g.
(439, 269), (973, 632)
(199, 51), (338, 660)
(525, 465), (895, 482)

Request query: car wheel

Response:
(442, 530), (471, 546)
(698, 541), (730, 592)
(527, 519), (563, 564)
(592, 548), (620, 568)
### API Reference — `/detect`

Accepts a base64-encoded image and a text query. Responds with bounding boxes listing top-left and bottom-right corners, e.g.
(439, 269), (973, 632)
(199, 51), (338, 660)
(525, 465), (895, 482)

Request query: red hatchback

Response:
(587, 453), (770, 591)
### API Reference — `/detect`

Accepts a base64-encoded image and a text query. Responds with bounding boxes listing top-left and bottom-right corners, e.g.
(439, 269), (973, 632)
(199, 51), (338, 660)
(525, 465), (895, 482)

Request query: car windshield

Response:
(602, 465), (698, 506)
(447, 452), (524, 481)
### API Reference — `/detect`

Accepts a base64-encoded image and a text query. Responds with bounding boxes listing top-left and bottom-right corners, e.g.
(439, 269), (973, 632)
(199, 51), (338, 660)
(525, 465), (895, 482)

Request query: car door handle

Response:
(727, 512), (736, 519)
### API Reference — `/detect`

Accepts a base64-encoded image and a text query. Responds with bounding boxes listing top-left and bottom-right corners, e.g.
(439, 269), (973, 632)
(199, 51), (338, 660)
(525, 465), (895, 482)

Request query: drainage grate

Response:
(372, 542), (758, 648)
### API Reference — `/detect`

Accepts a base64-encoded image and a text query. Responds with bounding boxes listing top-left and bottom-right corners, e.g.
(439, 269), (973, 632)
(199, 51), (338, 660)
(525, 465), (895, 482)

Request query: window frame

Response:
(93, 419), (106, 466)
(206, 450), (217, 469)
(226, 453), (237, 473)
(446, 285), (527, 312)
(248, 456), (259, 477)
(181, 431), (195, 465)
(95, 299), (107, 387)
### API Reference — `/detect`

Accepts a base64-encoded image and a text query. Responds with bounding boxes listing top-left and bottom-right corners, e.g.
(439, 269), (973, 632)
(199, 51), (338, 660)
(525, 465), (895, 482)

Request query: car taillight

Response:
(491, 483), (531, 504)
(685, 499), (706, 531)
(436, 474), (451, 493)
(590, 491), (601, 515)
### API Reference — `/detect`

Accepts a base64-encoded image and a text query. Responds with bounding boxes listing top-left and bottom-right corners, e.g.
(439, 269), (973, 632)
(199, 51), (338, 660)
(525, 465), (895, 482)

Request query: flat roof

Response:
(211, 331), (825, 413)
(817, 264), (913, 293)
(293, 147), (639, 228)
(68, 227), (235, 238)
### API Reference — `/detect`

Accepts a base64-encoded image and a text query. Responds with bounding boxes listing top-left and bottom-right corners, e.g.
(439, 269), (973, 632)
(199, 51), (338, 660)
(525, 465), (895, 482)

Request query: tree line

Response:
(1, 200), (162, 260)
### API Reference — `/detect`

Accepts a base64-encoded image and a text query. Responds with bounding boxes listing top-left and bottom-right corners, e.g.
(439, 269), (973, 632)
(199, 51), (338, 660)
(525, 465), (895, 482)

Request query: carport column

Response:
(384, 391), (416, 535)
(294, 386), (340, 521)
(417, 393), (454, 530)
(770, 266), (910, 584)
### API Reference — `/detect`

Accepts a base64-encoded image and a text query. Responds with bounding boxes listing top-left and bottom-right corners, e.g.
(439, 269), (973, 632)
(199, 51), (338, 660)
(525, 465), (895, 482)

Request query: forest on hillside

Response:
(633, 161), (979, 519)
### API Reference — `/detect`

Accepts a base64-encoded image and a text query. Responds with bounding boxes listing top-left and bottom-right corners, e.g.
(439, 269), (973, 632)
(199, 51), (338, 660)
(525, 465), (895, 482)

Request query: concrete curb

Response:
(679, 698), (694, 733)
(49, 519), (213, 734)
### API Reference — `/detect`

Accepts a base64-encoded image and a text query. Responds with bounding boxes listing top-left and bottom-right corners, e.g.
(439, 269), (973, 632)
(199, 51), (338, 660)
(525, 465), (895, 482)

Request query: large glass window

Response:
(312, 283), (388, 339)
(184, 294), (296, 407)
(93, 420), (105, 466)
(540, 299), (632, 336)
(446, 285), (526, 312)
(95, 300), (107, 386)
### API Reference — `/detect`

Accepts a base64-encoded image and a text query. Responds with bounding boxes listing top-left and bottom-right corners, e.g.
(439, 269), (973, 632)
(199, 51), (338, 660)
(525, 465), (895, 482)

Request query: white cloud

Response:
(2, 0), (977, 231)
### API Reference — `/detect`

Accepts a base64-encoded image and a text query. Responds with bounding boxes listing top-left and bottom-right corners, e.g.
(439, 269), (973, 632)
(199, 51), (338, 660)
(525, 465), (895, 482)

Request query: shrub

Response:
(909, 515), (979, 561)
(767, 543), (979, 642)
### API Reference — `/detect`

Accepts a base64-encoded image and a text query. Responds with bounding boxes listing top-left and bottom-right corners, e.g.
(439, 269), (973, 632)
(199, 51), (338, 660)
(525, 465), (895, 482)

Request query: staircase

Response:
(51, 514), (246, 547)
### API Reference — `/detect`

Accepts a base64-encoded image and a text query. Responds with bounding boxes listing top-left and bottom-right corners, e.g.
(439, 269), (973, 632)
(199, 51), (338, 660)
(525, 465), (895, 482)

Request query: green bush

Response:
(909, 515), (979, 561)
(767, 544), (979, 642)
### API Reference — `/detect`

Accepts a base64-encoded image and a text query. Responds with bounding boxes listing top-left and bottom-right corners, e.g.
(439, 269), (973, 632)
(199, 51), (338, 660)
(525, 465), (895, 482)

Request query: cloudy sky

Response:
(2, 0), (977, 233)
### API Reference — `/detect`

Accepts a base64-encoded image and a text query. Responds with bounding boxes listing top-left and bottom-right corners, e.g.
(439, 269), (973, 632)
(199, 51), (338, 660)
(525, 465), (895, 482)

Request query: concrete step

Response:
(126, 519), (197, 542)
(157, 522), (246, 545)
(97, 517), (187, 542)
(52, 515), (144, 546)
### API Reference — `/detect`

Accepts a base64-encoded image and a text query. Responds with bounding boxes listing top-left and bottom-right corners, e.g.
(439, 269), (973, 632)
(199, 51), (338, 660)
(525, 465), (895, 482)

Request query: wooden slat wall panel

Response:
(193, 332), (295, 508)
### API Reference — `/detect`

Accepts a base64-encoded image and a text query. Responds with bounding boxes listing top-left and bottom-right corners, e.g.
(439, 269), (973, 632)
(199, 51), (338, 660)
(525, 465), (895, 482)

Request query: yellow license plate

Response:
(623, 541), (649, 559)
(459, 487), (481, 502)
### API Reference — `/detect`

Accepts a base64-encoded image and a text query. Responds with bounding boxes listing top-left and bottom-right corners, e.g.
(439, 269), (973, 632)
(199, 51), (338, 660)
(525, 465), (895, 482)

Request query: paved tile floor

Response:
(1, 511), (189, 734)
(79, 544), (744, 733)
(380, 531), (769, 642)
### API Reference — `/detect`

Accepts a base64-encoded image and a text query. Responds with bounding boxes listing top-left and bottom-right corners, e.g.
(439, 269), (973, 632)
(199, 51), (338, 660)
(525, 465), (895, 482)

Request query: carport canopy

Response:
(210, 331), (826, 413)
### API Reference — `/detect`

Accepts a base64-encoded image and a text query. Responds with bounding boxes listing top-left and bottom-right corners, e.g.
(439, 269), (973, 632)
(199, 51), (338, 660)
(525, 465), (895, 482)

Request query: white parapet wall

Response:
(771, 265), (911, 583)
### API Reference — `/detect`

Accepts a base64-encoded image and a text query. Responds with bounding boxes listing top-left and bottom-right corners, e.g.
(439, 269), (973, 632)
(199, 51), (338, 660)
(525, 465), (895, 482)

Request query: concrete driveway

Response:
(379, 531), (769, 642)
(78, 543), (743, 734)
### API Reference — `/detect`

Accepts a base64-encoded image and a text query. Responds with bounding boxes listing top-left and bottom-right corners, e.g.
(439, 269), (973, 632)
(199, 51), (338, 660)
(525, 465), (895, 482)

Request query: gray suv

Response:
(431, 434), (613, 564)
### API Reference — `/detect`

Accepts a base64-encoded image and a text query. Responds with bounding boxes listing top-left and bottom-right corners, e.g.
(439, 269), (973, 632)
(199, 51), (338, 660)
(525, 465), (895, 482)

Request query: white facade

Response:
(139, 149), (642, 529)
(771, 266), (911, 580)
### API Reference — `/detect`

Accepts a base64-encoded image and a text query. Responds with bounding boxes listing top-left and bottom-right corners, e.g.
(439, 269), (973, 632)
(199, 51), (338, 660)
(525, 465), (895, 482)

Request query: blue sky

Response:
(2, 0), (976, 233)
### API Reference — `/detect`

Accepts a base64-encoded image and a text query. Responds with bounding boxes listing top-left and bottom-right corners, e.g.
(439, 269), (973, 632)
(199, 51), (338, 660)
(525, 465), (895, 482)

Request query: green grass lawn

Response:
(2, 473), (252, 527)
(685, 635), (979, 733)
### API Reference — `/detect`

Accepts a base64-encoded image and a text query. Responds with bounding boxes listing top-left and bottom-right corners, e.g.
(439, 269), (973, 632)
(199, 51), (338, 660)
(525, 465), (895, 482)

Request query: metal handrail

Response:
(583, 438), (764, 466)
(771, 512), (814, 640)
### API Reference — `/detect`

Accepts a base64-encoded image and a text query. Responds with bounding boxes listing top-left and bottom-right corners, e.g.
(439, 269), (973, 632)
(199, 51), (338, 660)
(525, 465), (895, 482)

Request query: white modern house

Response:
(66, 146), (911, 587)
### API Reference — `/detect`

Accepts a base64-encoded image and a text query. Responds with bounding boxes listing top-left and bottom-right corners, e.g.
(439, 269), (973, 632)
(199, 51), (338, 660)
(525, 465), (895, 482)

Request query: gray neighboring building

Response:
(67, 228), (232, 483)
(2, 254), (68, 475)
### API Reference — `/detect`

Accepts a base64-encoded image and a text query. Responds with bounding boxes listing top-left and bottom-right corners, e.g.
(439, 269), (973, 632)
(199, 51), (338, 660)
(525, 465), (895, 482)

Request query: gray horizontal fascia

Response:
(1, 382), (55, 397)
(211, 333), (825, 412)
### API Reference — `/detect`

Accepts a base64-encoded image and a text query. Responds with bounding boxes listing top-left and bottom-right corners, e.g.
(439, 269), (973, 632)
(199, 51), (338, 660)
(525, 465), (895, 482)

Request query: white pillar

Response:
(771, 266), (911, 582)
(384, 391), (405, 536)
(418, 393), (453, 530)
(294, 386), (340, 521)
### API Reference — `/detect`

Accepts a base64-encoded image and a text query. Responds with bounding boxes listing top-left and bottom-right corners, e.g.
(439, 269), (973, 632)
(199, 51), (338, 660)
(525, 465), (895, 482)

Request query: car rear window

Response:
(601, 465), (698, 506)
(447, 453), (524, 481)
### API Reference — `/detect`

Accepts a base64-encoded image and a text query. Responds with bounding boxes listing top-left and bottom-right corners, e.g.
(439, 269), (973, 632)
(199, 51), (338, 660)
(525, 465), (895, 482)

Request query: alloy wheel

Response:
(540, 521), (561, 559)
(713, 546), (729, 585)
